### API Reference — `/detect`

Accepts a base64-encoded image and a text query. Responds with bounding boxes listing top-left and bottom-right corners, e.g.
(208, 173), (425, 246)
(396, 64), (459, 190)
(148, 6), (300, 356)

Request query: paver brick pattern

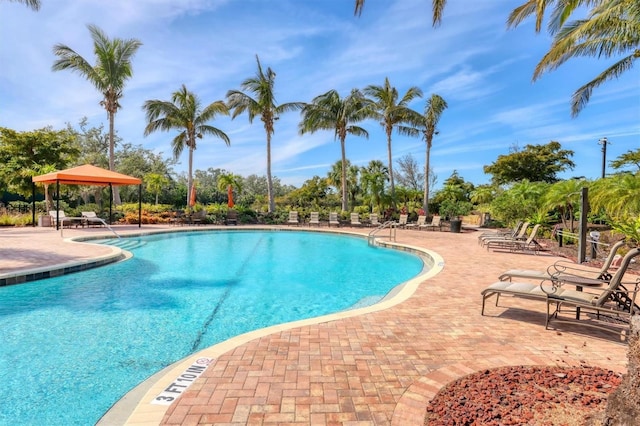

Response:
(0, 225), (629, 425)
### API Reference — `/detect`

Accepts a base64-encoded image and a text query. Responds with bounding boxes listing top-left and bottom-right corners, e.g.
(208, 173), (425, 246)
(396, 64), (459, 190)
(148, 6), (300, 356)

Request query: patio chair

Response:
(481, 246), (640, 333)
(395, 214), (408, 229)
(309, 212), (321, 227)
(478, 220), (523, 241)
(369, 213), (380, 227)
(420, 215), (442, 231)
(484, 224), (542, 253)
(226, 209), (238, 226)
(48, 210), (74, 228)
(169, 210), (187, 226)
(328, 212), (340, 227)
(498, 239), (626, 283)
(350, 213), (362, 227)
(81, 211), (105, 227)
(544, 247), (640, 333)
(189, 209), (207, 225)
(287, 211), (299, 226)
(406, 215), (426, 230)
(479, 222), (529, 246)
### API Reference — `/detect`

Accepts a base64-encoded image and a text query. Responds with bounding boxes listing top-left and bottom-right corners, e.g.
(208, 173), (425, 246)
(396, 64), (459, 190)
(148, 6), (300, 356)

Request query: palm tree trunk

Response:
(109, 110), (122, 205)
(187, 145), (194, 213)
(266, 131), (275, 213)
(386, 129), (395, 209)
(424, 139), (431, 214)
(340, 137), (348, 212)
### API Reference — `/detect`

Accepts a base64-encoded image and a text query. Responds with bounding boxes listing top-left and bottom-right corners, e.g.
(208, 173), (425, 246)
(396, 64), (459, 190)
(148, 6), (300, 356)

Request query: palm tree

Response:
(354, 0), (447, 26)
(363, 77), (423, 208)
(226, 55), (304, 213)
(6, 0), (40, 10)
(418, 94), (448, 215)
(360, 160), (389, 213)
(144, 172), (169, 205)
(299, 89), (370, 211)
(527, 0), (640, 116)
(52, 24), (142, 205)
(143, 84), (230, 211)
(217, 173), (243, 207)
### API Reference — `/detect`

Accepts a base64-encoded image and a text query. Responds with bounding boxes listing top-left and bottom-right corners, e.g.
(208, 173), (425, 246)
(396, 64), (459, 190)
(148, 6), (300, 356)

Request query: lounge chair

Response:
(406, 215), (426, 230)
(369, 213), (380, 227)
(309, 212), (320, 227)
(498, 240), (626, 283)
(485, 224), (542, 253)
(478, 220), (523, 241)
(479, 222), (530, 246)
(287, 211), (299, 226)
(350, 213), (362, 227)
(328, 212), (340, 227)
(544, 247), (640, 333)
(169, 210), (187, 226)
(226, 209), (238, 226)
(420, 215), (442, 231)
(189, 209), (207, 225)
(81, 211), (105, 227)
(481, 247), (640, 335)
(48, 210), (74, 228)
(395, 214), (408, 229)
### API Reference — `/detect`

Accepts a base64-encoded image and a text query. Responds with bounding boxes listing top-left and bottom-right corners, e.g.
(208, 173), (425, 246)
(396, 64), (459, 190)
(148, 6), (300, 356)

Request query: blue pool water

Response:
(0, 230), (424, 425)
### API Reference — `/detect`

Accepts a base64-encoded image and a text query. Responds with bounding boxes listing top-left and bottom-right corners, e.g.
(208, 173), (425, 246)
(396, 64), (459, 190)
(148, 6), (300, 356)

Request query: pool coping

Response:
(70, 227), (446, 425)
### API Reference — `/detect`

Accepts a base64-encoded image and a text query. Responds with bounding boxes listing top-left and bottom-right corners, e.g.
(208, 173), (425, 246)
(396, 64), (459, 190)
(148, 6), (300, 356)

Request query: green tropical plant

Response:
(542, 178), (589, 233)
(363, 77), (422, 207)
(143, 84), (230, 211)
(52, 24), (142, 204)
(144, 173), (170, 205)
(299, 89), (370, 211)
(590, 173), (640, 218)
(217, 173), (243, 207)
(418, 94), (448, 215)
(226, 55), (304, 213)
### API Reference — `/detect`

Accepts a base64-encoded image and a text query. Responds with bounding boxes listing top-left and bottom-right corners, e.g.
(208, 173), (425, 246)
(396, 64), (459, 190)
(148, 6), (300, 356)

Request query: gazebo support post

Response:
(138, 184), (142, 228)
(109, 184), (113, 225)
(31, 182), (36, 227)
(56, 181), (60, 231)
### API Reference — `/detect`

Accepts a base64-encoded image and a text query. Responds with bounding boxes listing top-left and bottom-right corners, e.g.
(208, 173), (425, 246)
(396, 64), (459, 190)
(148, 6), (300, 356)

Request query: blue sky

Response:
(1, 0), (638, 190)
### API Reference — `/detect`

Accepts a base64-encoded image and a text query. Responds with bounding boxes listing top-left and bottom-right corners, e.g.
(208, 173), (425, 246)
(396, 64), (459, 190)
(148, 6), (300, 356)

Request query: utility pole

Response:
(598, 137), (609, 178)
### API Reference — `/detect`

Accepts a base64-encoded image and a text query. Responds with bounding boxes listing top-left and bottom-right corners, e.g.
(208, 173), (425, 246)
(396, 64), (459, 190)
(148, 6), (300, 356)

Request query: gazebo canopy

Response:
(32, 164), (141, 186)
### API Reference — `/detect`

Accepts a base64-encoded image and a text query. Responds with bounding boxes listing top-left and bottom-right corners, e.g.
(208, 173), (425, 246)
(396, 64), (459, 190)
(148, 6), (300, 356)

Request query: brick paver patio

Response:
(0, 224), (630, 425)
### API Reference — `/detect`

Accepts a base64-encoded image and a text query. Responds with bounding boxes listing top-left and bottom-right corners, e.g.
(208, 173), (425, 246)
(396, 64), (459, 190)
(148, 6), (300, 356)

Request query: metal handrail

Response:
(368, 220), (397, 245)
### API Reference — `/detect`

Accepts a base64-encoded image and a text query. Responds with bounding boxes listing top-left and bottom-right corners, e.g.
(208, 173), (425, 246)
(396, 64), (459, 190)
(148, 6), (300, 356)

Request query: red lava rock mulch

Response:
(424, 365), (622, 426)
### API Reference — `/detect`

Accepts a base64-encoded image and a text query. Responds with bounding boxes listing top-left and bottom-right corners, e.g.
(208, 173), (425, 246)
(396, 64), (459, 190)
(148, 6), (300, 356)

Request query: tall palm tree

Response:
(6, 0), (40, 10)
(299, 89), (370, 211)
(363, 77), (423, 208)
(418, 94), (447, 215)
(52, 24), (142, 204)
(354, 0), (448, 26)
(226, 55), (304, 213)
(143, 84), (230, 210)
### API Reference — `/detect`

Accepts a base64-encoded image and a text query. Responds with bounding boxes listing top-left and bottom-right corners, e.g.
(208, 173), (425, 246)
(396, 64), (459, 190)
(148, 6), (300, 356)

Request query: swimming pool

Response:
(0, 230), (425, 425)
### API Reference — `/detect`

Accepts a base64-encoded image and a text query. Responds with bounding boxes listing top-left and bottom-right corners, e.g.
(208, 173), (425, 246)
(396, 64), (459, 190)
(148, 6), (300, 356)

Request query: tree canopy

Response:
(483, 141), (575, 184)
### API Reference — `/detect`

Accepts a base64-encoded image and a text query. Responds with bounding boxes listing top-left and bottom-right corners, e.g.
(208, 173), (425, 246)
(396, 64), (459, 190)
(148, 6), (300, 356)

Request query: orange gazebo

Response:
(32, 164), (142, 229)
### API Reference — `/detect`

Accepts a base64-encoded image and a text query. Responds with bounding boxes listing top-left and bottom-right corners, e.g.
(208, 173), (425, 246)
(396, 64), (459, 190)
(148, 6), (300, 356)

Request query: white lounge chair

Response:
(395, 214), (408, 229)
(48, 210), (74, 228)
(287, 211), (299, 226)
(328, 212), (340, 227)
(350, 213), (362, 227)
(420, 215), (442, 231)
(406, 215), (426, 230)
(81, 211), (105, 227)
(309, 212), (320, 227)
(369, 213), (380, 227)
